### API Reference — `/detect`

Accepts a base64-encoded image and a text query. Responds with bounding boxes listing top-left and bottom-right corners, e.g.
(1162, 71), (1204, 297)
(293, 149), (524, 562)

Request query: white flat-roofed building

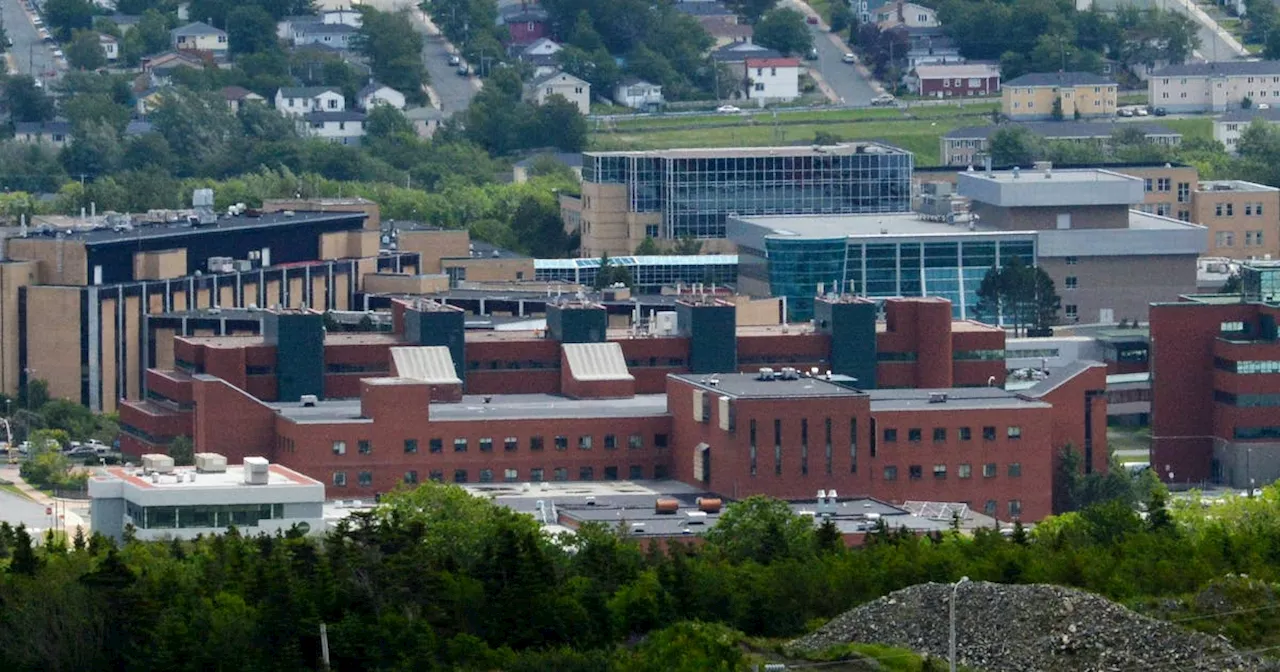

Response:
(88, 454), (325, 541)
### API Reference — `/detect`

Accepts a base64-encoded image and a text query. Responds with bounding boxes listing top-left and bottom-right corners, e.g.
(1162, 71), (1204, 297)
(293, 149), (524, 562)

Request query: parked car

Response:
(457, 64), (469, 76)
(1259, 103), (1271, 110)
(806, 47), (819, 61)
(806, 15), (819, 24)
(447, 54), (460, 66)
(842, 52), (857, 64)
(716, 104), (742, 114)
(1153, 107), (1168, 116)
(1118, 107), (1134, 117)
(870, 93), (896, 106)
(1134, 106), (1149, 116)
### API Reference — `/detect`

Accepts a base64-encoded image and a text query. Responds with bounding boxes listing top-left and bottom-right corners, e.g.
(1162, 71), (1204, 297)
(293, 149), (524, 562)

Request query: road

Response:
(3, 0), (62, 84)
(0, 486), (54, 533)
(785, 0), (881, 106)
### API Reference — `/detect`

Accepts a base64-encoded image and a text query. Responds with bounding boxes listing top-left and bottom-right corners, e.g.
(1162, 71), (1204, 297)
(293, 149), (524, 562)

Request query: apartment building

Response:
(1213, 106), (1280, 152)
(939, 122), (1181, 167)
(1150, 61), (1280, 113)
(1191, 181), (1280, 259)
(1002, 72), (1118, 121)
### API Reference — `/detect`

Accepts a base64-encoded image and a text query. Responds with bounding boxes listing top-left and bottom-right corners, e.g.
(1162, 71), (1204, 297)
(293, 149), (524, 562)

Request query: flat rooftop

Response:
(275, 393), (670, 423)
(97, 463), (320, 489)
(1198, 180), (1279, 193)
(735, 212), (1027, 240)
(585, 142), (908, 159)
(674, 372), (865, 399)
(869, 387), (1052, 411)
(31, 210), (364, 245)
(970, 168), (1137, 185)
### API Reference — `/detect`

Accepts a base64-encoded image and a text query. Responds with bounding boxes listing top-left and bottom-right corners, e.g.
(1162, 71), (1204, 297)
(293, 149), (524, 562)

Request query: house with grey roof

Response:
(171, 21), (227, 56)
(14, 120), (72, 147)
(1150, 60), (1280, 113)
(524, 70), (590, 115)
(358, 82), (406, 111)
(1213, 106), (1280, 153)
(940, 121), (1182, 166)
(301, 110), (366, 145)
(275, 86), (345, 117)
(291, 22), (357, 50)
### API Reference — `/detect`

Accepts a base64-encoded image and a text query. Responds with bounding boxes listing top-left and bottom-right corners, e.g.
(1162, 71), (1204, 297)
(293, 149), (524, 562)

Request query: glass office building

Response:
(729, 213), (1037, 321)
(536, 255), (739, 293)
(582, 144), (914, 239)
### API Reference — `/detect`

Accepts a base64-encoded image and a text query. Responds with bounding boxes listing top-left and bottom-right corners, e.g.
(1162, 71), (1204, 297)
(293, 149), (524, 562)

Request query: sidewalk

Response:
(788, 0), (887, 96)
(0, 467), (89, 537)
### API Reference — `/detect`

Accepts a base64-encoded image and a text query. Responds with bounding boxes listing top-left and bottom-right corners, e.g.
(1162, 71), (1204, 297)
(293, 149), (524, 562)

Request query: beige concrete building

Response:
(1150, 61), (1280, 113)
(1190, 180), (1280, 259)
(1002, 72), (1118, 121)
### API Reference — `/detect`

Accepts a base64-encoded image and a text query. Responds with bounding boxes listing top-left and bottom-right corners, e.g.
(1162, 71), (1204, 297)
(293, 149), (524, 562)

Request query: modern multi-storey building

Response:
(1150, 262), (1280, 487)
(565, 144), (914, 257)
(940, 122), (1182, 167)
(1192, 181), (1280, 259)
(124, 297), (1107, 521)
(1001, 72), (1118, 121)
(1150, 61), (1280, 113)
(730, 165), (1206, 323)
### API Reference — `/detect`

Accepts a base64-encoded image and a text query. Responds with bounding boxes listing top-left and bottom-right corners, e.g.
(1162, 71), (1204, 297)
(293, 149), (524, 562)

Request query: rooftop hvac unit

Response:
(757, 367), (775, 380)
(243, 456), (270, 485)
(141, 453), (175, 474)
(685, 511), (708, 524)
(195, 452), (228, 473)
(654, 311), (678, 336)
(928, 392), (948, 404)
(207, 256), (233, 273)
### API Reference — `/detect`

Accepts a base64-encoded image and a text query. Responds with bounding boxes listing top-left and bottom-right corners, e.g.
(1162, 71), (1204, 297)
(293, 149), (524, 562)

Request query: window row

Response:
(882, 462), (1021, 481)
(125, 502), (285, 530)
(881, 426), (1020, 443)
(1214, 358), (1280, 374)
(334, 464), (670, 487)
(333, 434), (670, 456)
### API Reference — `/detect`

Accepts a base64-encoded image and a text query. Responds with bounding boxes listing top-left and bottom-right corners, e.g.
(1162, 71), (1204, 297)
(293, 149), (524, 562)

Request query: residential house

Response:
(222, 85), (266, 113)
(107, 13), (141, 34)
(99, 34), (118, 61)
(277, 9), (361, 40)
(513, 152), (584, 183)
(712, 42), (785, 100)
(292, 23), (357, 50)
(135, 87), (166, 115)
(745, 57), (801, 103)
(1150, 61), (1280, 113)
(855, 0), (893, 24)
(405, 106), (447, 139)
(275, 86), (346, 116)
(909, 63), (1000, 97)
(524, 70), (590, 115)
(699, 18), (752, 47)
(302, 110), (366, 145)
(1002, 71), (1117, 120)
(358, 82), (406, 111)
(876, 1), (939, 29)
(613, 78), (664, 111)
(940, 121), (1182, 166)
(672, 0), (735, 20)
(140, 49), (206, 89)
(1213, 106), (1280, 153)
(498, 3), (549, 46)
(14, 121), (72, 147)
(519, 38), (563, 78)
(171, 21), (227, 56)
(900, 27), (963, 68)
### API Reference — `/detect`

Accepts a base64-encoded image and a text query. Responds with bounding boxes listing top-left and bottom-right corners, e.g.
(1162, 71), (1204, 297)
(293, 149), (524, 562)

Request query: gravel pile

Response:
(787, 581), (1280, 672)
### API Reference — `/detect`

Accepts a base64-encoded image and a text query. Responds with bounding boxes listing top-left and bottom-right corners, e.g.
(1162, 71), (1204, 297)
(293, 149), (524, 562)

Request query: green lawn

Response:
(0, 482), (32, 501)
(1118, 92), (1149, 106)
(1158, 117), (1213, 142)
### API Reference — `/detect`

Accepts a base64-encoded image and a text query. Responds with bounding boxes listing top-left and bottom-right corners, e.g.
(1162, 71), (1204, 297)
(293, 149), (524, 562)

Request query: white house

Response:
(613, 78), (664, 111)
(171, 21), (227, 55)
(100, 34), (119, 61)
(88, 454), (326, 542)
(876, 1), (939, 29)
(223, 85), (266, 113)
(1213, 107), (1280, 153)
(520, 37), (563, 78)
(14, 120), (72, 147)
(745, 57), (800, 103)
(302, 110), (366, 145)
(278, 9), (362, 40)
(275, 86), (345, 116)
(292, 23), (357, 50)
(405, 106), (447, 138)
(358, 82), (406, 111)
(524, 70), (590, 115)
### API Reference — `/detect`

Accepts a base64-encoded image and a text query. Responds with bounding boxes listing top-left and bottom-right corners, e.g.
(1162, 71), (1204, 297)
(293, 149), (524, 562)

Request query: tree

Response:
(1221, 272), (1243, 295)
(63, 92), (131, 132)
(365, 105), (414, 140)
(592, 253), (634, 289)
(634, 237), (661, 255)
(725, 0), (778, 24)
(169, 436), (194, 466)
(510, 193), (571, 257)
(227, 6), (281, 56)
(703, 496), (816, 564)
(66, 30), (106, 70)
(4, 76), (55, 123)
(672, 235), (702, 255)
(1050, 97), (1064, 121)
(988, 127), (1042, 165)
(353, 7), (428, 105)
(150, 88), (240, 176)
(974, 256), (1059, 334)
(830, 1), (854, 34)
(42, 0), (95, 41)
(752, 8), (812, 56)
(135, 9), (174, 57)
(535, 95), (587, 152)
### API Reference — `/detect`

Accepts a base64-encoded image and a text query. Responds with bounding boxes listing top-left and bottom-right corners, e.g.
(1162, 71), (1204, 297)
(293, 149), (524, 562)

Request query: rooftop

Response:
(1197, 180), (1278, 194)
(944, 121), (1179, 140)
(585, 142), (908, 159)
(1152, 60), (1280, 78)
(172, 21), (225, 36)
(971, 167), (1138, 185)
(278, 86), (342, 98)
(869, 387), (1052, 411)
(915, 63), (1000, 78)
(732, 211), (1030, 239)
(97, 462), (320, 490)
(1003, 71), (1116, 87)
(29, 209), (365, 245)
(274, 393), (670, 423)
(673, 372), (866, 399)
(1217, 107), (1280, 123)
(745, 57), (801, 68)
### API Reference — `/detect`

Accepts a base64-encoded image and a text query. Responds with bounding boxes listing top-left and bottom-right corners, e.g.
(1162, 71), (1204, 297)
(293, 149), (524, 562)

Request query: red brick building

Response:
(121, 296), (1108, 521)
(912, 63), (1001, 98)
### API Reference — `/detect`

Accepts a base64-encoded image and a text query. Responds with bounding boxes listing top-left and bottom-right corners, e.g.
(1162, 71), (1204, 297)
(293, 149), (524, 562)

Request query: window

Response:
(454, 470), (468, 483)
(453, 438), (467, 452)
(884, 428), (898, 443)
(333, 471), (346, 487)
(555, 435), (568, 451)
(958, 463), (972, 479)
(430, 438), (443, 453)
(1007, 426), (1022, 440)
(530, 436), (544, 451)
(629, 465), (644, 479)
(404, 439), (418, 454)
(1157, 177), (1171, 192)
(904, 428), (919, 443)
(1247, 203), (1255, 215)
(984, 500), (997, 516)
(505, 436), (518, 452)
(1008, 462), (1022, 477)
(982, 426), (996, 441)
(1065, 276), (1078, 290)
(655, 434), (669, 448)
(1177, 182), (1190, 203)
(604, 434), (617, 450)
(327, 98), (337, 109)
(579, 435), (593, 450)
(1157, 203), (1170, 217)
(554, 467), (569, 481)
(629, 434), (643, 449)
(1009, 500), (1023, 517)
(933, 464), (947, 479)
(959, 427), (972, 441)
(1065, 256), (1078, 265)
(983, 463), (997, 478)
(1143, 178), (1153, 192)
(908, 465), (923, 480)
(579, 466), (594, 481)
(1065, 304), (1078, 320)
(754, 82), (765, 91)
(405, 470), (418, 484)
(1216, 231), (1235, 247)
(504, 468), (518, 482)
(883, 466), (898, 481)
(358, 471), (372, 487)
(332, 441), (346, 456)
(530, 467), (544, 481)
(358, 440), (371, 455)
(477, 468), (492, 483)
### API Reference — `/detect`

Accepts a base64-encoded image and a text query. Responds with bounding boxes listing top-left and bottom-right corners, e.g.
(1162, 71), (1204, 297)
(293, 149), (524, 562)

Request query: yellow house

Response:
(170, 21), (227, 55)
(1002, 71), (1117, 121)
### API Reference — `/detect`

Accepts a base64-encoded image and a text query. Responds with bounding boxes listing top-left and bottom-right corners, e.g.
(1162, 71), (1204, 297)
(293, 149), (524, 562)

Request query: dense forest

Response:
(4, 482), (1280, 671)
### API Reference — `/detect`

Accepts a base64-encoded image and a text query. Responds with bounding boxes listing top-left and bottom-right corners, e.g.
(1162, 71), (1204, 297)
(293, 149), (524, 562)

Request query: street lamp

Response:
(950, 576), (970, 672)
